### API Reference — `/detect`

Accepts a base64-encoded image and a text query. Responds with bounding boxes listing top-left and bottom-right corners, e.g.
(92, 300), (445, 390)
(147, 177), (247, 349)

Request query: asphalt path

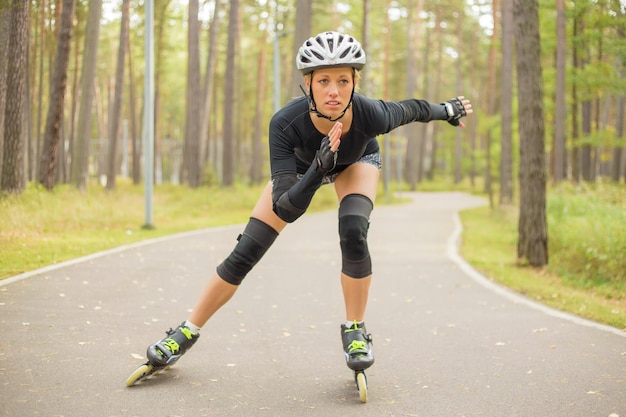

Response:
(1, 192), (624, 417)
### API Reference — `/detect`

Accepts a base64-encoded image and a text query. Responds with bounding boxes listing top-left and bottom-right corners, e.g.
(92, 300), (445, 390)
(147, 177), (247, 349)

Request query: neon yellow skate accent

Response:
(180, 327), (194, 340)
(344, 321), (361, 333)
(344, 321), (369, 354)
(162, 338), (181, 354)
(347, 340), (368, 353)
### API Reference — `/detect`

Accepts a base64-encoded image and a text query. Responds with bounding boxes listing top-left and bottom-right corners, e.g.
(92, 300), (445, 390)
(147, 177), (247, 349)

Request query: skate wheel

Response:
(355, 371), (368, 403)
(126, 363), (153, 387)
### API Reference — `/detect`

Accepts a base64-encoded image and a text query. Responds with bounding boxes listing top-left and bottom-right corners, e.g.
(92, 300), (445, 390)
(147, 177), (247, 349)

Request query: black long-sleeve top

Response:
(268, 93), (449, 178)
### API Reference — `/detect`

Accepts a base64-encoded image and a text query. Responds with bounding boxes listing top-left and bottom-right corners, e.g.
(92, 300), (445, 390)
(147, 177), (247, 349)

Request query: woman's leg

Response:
(333, 163), (379, 322)
(187, 181), (287, 327)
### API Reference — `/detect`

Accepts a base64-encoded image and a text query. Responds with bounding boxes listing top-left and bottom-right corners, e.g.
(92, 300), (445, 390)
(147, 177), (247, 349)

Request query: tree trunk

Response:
(417, 25), (431, 184)
(153, 1), (172, 185)
(581, 97), (592, 181)
(200, 0), (220, 168)
(183, 0), (202, 187)
(426, 11), (443, 181)
(39, 0), (76, 190)
(126, 24), (140, 185)
(66, 8), (82, 184)
(403, 0), (422, 190)
(360, 0), (370, 96)
(553, 0), (567, 183)
(571, 15), (580, 182)
(613, 5), (625, 183)
(34, 0), (47, 181)
(579, 16), (594, 182)
(453, 11), (463, 185)
(484, 0), (499, 204)
(105, 0), (129, 190)
(468, 20), (479, 188)
(251, 32), (267, 185)
(614, 71), (624, 182)
(71, 0), (102, 190)
(514, 0), (548, 267)
(500, 0), (514, 203)
(593, 35), (603, 179)
(1, 0), (29, 194)
(222, 0), (239, 186)
(291, 0), (311, 98)
(0, 8), (10, 177)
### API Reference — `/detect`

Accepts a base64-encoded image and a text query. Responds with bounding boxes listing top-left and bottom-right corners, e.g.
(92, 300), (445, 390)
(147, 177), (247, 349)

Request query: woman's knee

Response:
(338, 194), (374, 279)
(216, 217), (279, 285)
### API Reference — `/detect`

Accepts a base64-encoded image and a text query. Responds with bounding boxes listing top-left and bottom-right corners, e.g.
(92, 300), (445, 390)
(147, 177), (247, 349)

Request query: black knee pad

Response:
(216, 218), (278, 285)
(338, 194), (374, 278)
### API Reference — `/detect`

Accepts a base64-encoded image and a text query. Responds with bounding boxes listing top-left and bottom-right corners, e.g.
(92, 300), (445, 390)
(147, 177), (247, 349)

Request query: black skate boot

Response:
(146, 322), (200, 368)
(341, 321), (374, 371)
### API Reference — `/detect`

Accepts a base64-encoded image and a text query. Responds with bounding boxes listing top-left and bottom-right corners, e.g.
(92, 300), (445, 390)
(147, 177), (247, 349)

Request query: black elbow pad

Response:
(271, 174), (303, 223)
(271, 164), (324, 223)
(273, 192), (305, 223)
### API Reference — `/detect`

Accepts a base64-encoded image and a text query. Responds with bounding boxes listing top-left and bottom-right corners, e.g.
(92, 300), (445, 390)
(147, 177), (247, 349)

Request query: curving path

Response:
(1, 192), (624, 417)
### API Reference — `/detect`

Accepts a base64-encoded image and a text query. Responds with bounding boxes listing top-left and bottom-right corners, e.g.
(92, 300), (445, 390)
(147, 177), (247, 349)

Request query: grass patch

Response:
(0, 179), (340, 278)
(459, 183), (626, 330)
(547, 182), (626, 292)
(2, 177), (624, 331)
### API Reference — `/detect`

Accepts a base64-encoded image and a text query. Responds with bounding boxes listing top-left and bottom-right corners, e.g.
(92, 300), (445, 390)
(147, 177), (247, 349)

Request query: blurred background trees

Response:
(0, 0), (624, 195)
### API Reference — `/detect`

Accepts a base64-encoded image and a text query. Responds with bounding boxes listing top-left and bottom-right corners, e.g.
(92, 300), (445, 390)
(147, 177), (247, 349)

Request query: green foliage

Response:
(547, 182), (626, 290)
(573, 127), (620, 148)
(574, 61), (622, 101)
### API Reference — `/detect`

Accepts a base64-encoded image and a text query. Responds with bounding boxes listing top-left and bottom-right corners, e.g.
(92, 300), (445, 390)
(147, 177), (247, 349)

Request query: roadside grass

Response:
(459, 181), (626, 330)
(1, 178), (624, 331)
(0, 179), (339, 278)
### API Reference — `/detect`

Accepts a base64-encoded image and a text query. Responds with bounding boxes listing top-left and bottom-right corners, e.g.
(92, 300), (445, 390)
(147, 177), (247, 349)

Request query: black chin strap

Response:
(300, 84), (354, 122)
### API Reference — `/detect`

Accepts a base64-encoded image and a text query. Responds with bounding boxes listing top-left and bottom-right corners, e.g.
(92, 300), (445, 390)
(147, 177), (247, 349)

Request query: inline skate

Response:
(341, 321), (374, 402)
(126, 322), (199, 387)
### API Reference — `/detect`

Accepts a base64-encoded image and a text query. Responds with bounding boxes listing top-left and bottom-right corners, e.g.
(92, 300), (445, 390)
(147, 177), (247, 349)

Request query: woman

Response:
(130, 31), (472, 383)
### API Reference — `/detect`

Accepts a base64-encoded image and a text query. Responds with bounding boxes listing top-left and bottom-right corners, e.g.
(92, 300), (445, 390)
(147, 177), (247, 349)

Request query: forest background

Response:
(0, 0), (625, 329)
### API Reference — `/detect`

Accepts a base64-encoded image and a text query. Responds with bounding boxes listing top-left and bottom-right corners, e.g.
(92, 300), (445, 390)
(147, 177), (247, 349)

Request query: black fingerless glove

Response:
(443, 97), (467, 126)
(316, 136), (338, 173)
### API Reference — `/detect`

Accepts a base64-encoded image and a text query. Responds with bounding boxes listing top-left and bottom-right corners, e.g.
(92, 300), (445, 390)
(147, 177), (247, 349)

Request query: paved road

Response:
(1, 192), (624, 417)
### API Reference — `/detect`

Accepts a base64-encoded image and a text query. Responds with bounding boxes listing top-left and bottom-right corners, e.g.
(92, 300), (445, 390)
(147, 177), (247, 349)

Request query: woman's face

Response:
(306, 67), (355, 118)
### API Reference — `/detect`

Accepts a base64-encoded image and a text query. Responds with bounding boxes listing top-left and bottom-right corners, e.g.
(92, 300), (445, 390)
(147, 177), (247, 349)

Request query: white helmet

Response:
(296, 31), (366, 75)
